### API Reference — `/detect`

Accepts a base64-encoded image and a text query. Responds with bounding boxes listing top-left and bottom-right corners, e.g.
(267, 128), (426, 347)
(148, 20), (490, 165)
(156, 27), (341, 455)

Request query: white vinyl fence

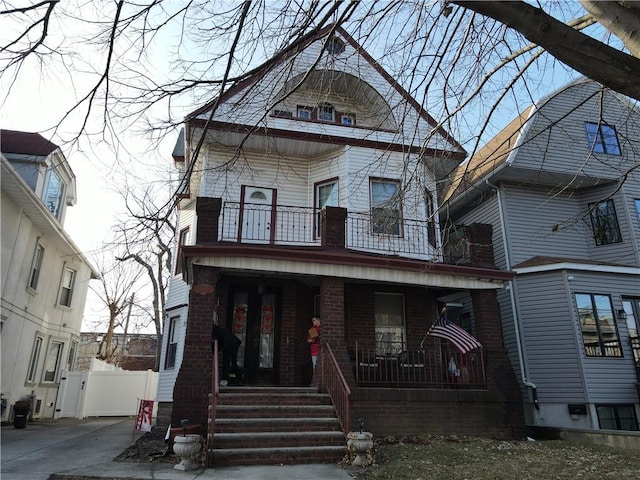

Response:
(55, 360), (158, 420)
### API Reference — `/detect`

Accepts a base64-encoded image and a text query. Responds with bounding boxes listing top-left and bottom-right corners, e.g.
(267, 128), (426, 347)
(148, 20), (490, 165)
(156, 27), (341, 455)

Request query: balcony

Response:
(219, 201), (439, 259)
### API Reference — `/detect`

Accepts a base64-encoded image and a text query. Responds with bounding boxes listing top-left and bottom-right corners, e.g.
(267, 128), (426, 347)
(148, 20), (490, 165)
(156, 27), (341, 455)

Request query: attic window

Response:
(317, 103), (335, 122)
(326, 36), (345, 55)
(272, 109), (292, 118)
(297, 106), (313, 120)
(341, 114), (355, 126)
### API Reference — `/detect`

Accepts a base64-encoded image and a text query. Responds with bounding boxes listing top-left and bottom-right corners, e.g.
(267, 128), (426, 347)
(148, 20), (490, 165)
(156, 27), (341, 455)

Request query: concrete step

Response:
(209, 445), (346, 466)
(213, 430), (345, 449)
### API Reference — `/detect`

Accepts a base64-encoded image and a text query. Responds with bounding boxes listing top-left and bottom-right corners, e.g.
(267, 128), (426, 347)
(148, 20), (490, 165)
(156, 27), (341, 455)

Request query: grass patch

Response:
(353, 435), (640, 480)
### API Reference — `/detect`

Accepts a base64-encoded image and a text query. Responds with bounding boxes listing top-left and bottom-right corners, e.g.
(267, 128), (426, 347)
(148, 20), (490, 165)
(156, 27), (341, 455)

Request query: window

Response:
(589, 199), (622, 245)
(66, 340), (78, 371)
(28, 242), (45, 290)
(635, 199), (640, 223)
(317, 103), (335, 122)
(596, 404), (639, 431)
(272, 109), (292, 118)
(43, 168), (65, 218)
(585, 122), (621, 155)
(370, 179), (401, 235)
(297, 106), (313, 120)
(341, 114), (355, 126)
(425, 190), (436, 247)
(315, 180), (339, 236)
(43, 341), (63, 382)
(165, 316), (179, 369)
(325, 36), (345, 55)
(375, 293), (405, 355)
(27, 336), (43, 383)
(576, 293), (622, 357)
(175, 228), (189, 275)
(58, 266), (76, 307)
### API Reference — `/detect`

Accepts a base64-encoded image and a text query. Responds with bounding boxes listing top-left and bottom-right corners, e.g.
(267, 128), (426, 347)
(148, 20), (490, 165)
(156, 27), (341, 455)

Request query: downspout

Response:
(485, 180), (538, 409)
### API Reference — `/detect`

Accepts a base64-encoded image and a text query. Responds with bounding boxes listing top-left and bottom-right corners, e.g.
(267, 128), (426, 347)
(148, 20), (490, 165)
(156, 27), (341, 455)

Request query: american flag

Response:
(427, 315), (482, 354)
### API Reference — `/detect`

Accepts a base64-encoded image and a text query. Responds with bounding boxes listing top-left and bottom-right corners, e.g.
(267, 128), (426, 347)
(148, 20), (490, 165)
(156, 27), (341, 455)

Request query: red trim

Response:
(182, 244), (514, 282)
(188, 118), (465, 160)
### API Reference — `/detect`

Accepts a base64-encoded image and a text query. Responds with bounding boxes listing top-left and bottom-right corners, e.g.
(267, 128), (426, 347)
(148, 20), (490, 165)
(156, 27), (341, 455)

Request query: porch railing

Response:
(354, 340), (486, 389)
(220, 201), (438, 258)
(322, 343), (351, 435)
(206, 340), (220, 467)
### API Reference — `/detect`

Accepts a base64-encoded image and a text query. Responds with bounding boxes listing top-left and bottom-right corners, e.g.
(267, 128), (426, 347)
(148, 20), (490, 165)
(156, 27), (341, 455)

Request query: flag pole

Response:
(421, 306), (447, 348)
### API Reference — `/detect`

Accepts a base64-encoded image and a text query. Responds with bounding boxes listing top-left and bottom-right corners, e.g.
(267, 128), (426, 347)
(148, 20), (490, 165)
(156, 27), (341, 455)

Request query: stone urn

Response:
(173, 434), (202, 471)
(346, 431), (374, 466)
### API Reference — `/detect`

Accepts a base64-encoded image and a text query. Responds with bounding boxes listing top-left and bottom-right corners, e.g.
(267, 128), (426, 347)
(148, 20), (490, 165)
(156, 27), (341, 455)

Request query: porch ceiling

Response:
(184, 245), (512, 290)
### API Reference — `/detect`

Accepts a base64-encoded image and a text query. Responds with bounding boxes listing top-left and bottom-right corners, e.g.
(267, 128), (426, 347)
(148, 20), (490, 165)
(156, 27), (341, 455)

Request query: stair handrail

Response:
(322, 342), (351, 435)
(206, 339), (220, 467)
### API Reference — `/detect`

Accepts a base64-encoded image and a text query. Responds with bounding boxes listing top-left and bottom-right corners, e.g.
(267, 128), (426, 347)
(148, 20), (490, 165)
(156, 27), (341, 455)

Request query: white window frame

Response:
(43, 340), (64, 383)
(315, 179), (339, 237)
(66, 339), (78, 371)
(28, 241), (45, 291)
(27, 336), (43, 383)
(58, 266), (76, 307)
(341, 114), (355, 126)
(370, 179), (401, 236)
(297, 106), (313, 120)
(43, 168), (65, 219)
(317, 103), (335, 122)
(175, 227), (189, 275)
(374, 293), (406, 355)
(165, 316), (179, 369)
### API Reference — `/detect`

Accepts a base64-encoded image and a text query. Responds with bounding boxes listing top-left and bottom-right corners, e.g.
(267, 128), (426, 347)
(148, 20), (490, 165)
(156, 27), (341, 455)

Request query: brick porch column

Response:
(171, 265), (219, 431)
(321, 206), (347, 249)
(314, 277), (356, 392)
(196, 197), (222, 244)
(465, 222), (495, 268)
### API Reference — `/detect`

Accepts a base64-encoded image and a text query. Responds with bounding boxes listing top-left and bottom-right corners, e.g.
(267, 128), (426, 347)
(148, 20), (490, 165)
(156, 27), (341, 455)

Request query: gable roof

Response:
(1, 129), (59, 157)
(184, 24), (465, 156)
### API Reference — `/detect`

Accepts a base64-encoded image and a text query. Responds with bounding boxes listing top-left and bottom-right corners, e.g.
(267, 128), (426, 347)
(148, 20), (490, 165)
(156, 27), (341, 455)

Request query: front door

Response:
(228, 286), (279, 385)
(240, 186), (275, 244)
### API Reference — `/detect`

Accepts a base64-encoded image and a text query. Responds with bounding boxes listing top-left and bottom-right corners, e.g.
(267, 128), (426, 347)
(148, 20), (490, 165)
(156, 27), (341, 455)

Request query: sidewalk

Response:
(1, 417), (356, 480)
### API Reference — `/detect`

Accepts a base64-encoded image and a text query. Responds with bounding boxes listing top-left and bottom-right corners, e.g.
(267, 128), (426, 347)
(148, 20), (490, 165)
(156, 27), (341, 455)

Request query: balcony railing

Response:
(220, 202), (438, 259)
(347, 211), (437, 258)
(221, 202), (319, 245)
(353, 340), (486, 389)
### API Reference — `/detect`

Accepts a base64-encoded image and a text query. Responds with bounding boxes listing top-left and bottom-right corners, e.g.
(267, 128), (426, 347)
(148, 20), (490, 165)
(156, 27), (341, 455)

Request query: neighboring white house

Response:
(442, 79), (640, 432)
(1, 129), (98, 421)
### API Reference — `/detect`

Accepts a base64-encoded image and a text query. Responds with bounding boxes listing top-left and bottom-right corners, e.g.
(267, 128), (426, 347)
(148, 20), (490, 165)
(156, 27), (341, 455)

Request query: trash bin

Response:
(13, 400), (31, 429)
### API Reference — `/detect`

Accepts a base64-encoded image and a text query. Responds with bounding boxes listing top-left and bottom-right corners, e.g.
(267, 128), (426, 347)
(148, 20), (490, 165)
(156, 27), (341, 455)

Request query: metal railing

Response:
(322, 343), (351, 435)
(206, 340), (220, 468)
(221, 202), (319, 245)
(347, 211), (437, 258)
(219, 202), (438, 258)
(354, 340), (486, 388)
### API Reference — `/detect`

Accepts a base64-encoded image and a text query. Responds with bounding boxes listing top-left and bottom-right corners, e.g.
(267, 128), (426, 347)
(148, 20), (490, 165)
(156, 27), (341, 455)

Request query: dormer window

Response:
(43, 168), (65, 219)
(317, 103), (335, 122)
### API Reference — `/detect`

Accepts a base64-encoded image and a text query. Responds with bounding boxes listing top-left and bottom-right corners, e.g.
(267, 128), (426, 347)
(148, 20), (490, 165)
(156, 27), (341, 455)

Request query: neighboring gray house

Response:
(442, 79), (640, 433)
